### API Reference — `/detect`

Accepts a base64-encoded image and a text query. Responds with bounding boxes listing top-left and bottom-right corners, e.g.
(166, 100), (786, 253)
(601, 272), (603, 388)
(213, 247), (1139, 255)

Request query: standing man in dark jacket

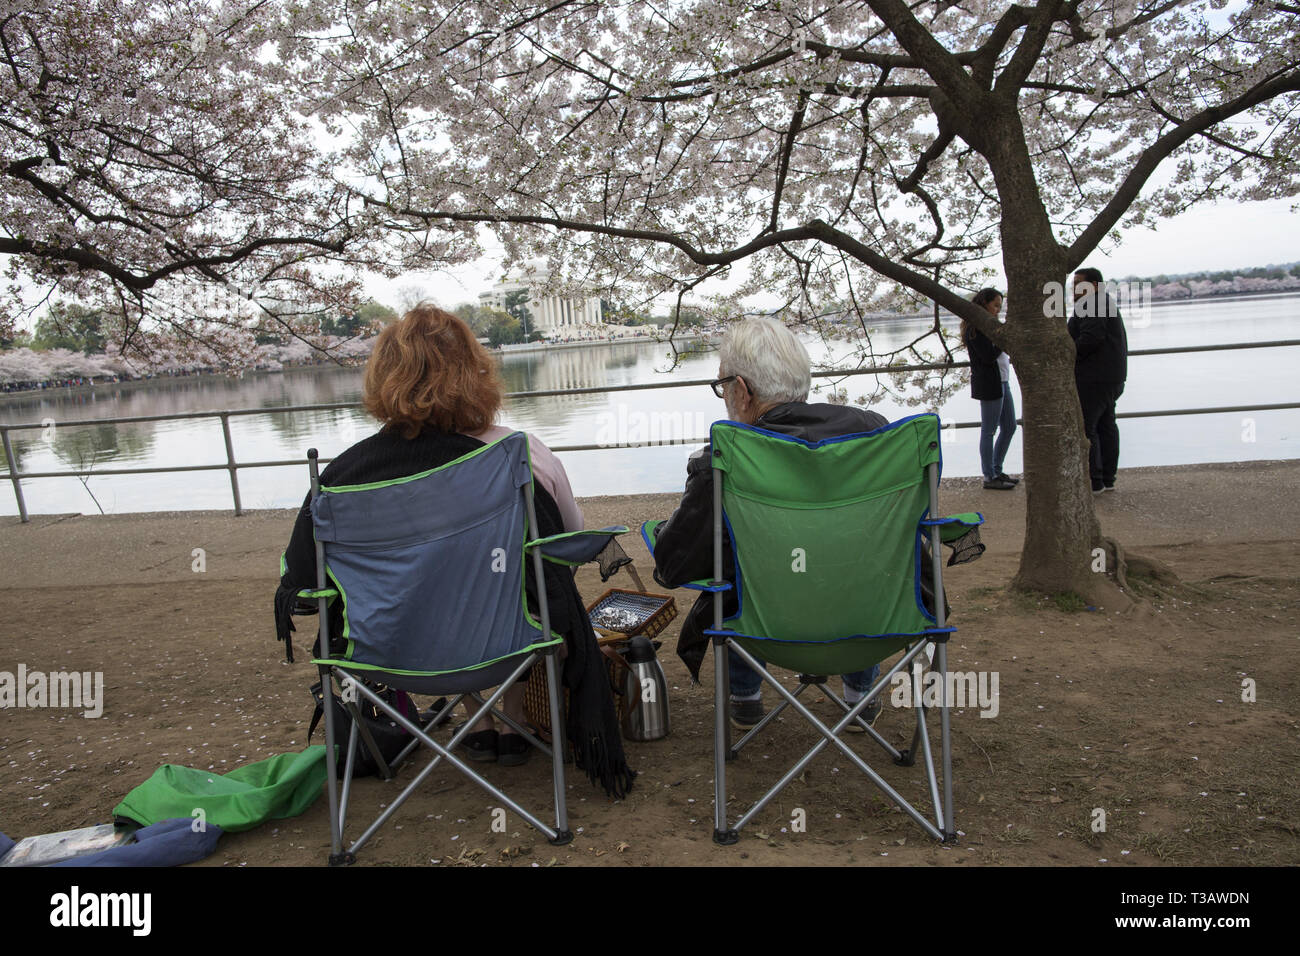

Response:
(650, 317), (891, 731)
(1068, 267), (1128, 492)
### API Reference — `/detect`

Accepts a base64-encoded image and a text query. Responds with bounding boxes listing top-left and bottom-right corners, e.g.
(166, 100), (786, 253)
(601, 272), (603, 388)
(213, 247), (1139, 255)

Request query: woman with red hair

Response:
(274, 305), (632, 794)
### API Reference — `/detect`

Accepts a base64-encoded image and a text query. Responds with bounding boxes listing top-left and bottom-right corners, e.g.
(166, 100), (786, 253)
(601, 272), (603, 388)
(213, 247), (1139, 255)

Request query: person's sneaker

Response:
(729, 697), (765, 730)
(983, 477), (1016, 490)
(1091, 480), (1105, 493)
(846, 696), (882, 733)
(1102, 482), (1115, 492)
(995, 472), (1020, 485)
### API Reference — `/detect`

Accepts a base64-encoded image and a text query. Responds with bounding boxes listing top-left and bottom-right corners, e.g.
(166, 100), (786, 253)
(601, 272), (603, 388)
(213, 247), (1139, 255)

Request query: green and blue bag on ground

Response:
(113, 747), (328, 832)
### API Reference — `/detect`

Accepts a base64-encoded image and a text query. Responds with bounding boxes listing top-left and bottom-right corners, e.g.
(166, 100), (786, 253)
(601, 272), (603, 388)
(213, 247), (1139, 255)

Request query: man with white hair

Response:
(652, 317), (890, 730)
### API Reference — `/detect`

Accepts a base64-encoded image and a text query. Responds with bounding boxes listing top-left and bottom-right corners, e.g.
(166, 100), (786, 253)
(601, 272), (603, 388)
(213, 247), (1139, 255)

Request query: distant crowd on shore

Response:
(0, 367), (228, 395)
(1, 374), (123, 394)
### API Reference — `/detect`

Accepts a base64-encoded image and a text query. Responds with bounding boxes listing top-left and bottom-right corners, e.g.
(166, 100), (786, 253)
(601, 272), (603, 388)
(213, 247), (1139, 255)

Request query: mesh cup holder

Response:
(945, 527), (985, 566)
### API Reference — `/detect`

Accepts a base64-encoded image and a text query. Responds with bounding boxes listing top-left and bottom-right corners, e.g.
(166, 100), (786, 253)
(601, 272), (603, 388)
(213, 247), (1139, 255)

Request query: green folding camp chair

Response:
(299, 432), (626, 865)
(645, 413), (982, 844)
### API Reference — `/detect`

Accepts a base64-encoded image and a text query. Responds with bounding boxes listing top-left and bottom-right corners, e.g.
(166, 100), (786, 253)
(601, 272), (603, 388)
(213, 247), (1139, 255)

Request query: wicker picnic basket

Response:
(524, 587), (677, 741)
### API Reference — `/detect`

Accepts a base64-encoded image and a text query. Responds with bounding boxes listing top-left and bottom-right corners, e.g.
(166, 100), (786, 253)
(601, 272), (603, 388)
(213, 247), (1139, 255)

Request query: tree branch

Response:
(1066, 68), (1300, 266)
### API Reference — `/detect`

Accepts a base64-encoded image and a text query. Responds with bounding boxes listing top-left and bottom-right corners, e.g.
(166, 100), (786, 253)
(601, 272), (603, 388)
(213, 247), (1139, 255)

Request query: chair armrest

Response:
(526, 526), (629, 566)
(919, 512), (985, 544)
(640, 519), (664, 555)
(640, 519), (731, 592)
(289, 587), (338, 616)
(919, 513), (986, 566)
(281, 552), (339, 613)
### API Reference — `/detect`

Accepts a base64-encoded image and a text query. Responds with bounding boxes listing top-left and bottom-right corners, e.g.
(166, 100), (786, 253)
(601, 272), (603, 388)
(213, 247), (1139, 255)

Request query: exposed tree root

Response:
(1009, 568), (1130, 611)
(1010, 535), (1182, 611)
(1101, 535), (1181, 597)
(1075, 571), (1131, 611)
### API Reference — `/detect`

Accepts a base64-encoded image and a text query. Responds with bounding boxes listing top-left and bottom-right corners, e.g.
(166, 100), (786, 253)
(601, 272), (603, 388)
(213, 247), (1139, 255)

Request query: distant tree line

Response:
(2, 292), (713, 361)
(1130, 263), (1300, 301)
(3, 300), (401, 355)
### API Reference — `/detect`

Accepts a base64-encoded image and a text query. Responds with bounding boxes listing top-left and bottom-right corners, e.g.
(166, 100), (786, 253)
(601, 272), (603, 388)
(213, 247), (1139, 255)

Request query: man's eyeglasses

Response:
(709, 375), (737, 398)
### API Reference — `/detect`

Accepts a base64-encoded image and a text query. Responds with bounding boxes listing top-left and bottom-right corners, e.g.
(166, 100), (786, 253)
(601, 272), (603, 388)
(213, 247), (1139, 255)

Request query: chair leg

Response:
(544, 651), (572, 845)
(896, 664), (926, 767)
(730, 681), (808, 758)
(914, 699), (945, 834)
(344, 697), (394, 781)
(713, 637), (737, 845)
(890, 654), (951, 839)
(817, 682), (902, 760)
(937, 641), (956, 841)
(338, 720), (359, 834)
(472, 691), (554, 760)
(343, 662), (561, 855)
(391, 694), (463, 769)
(725, 641), (946, 842)
(318, 664), (353, 866)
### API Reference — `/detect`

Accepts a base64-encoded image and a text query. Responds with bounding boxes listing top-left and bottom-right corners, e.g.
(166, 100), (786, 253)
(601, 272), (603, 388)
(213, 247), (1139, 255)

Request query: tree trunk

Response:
(979, 112), (1126, 605)
(1009, 316), (1093, 586)
(1002, 294), (1124, 604)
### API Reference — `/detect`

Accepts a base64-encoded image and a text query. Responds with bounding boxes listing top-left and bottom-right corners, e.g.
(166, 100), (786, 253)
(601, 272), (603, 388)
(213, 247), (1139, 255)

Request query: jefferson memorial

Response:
(478, 266), (603, 335)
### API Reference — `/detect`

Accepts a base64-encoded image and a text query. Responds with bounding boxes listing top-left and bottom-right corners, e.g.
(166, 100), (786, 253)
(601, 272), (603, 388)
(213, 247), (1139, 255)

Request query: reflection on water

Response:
(2, 296), (1297, 516)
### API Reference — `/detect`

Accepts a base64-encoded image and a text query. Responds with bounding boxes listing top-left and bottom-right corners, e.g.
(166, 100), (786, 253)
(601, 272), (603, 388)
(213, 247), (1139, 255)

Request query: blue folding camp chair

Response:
(299, 432), (625, 865)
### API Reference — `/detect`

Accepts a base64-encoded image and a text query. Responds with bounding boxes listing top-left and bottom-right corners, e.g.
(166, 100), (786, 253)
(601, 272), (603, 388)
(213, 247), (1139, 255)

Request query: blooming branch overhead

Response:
(0, 0), (476, 361)
(297, 0), (1299, 331)
(3, 0), (1297, 596)
(293, 0), (1297, 597)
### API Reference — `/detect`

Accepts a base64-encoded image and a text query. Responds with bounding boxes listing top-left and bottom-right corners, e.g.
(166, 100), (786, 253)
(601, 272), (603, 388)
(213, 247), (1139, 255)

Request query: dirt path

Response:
(1, 460), (1296, 866)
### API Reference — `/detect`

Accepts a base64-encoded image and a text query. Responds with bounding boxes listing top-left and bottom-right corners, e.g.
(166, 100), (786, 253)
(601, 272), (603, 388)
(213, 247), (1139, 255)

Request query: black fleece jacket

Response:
(964, 324), (1004, 401)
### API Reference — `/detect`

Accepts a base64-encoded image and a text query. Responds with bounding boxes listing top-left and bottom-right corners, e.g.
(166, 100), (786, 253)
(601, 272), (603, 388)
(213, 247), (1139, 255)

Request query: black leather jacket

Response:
(652, 401), (947, 681)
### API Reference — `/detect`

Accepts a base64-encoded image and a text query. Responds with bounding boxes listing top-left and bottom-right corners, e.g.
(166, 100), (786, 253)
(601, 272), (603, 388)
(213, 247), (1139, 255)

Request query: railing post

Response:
(219, 413), (243, 516)
(2, 427), (29, 523)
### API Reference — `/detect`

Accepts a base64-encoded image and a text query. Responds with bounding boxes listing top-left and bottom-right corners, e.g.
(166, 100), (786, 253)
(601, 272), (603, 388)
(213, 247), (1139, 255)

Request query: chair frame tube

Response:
(524, 479), (571, 842)
(927, 462), (955, 839)
(711, 455), (736, 844)
(309, 449), (349, 866)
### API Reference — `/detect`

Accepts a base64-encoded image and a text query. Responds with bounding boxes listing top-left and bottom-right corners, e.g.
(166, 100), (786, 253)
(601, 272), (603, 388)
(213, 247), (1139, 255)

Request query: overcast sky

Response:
(365, 196), (1300, 313)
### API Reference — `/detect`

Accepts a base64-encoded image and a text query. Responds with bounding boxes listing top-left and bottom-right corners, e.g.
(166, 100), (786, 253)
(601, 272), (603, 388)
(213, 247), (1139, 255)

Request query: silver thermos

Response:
(621, 635), (670, 741)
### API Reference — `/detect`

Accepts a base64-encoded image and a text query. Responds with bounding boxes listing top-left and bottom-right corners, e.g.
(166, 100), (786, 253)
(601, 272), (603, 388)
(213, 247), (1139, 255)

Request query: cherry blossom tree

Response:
(0, 0), (474, 364)
(297, 0), (1300, 599)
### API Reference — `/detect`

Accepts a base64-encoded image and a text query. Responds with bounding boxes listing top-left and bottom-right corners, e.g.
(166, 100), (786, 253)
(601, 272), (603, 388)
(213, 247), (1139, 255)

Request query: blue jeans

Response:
(978, 381), (1017, 479)
(729, 646), (879, 699)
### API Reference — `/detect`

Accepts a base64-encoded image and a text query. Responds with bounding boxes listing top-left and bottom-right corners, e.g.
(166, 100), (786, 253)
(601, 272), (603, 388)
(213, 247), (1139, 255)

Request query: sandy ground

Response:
(1, 459), (1297, 867)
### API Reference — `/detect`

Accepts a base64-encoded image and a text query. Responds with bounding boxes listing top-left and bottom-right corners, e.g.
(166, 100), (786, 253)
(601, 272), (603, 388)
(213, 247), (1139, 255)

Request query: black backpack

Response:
(307, 679), (441, 779)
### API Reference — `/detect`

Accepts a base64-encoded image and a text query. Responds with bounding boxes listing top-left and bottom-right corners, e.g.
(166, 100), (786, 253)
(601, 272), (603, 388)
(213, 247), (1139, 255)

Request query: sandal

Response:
(496, 732), (533, 767)
(460, 728), (498, 763)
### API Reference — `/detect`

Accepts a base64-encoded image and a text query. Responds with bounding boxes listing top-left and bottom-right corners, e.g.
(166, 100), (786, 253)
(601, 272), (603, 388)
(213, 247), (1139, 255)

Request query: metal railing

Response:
(2, 338), (1298, 523)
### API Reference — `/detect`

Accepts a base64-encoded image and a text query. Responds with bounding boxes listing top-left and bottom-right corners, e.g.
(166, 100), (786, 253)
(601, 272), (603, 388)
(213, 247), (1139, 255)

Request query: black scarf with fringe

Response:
(273, 426), (635, 798)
